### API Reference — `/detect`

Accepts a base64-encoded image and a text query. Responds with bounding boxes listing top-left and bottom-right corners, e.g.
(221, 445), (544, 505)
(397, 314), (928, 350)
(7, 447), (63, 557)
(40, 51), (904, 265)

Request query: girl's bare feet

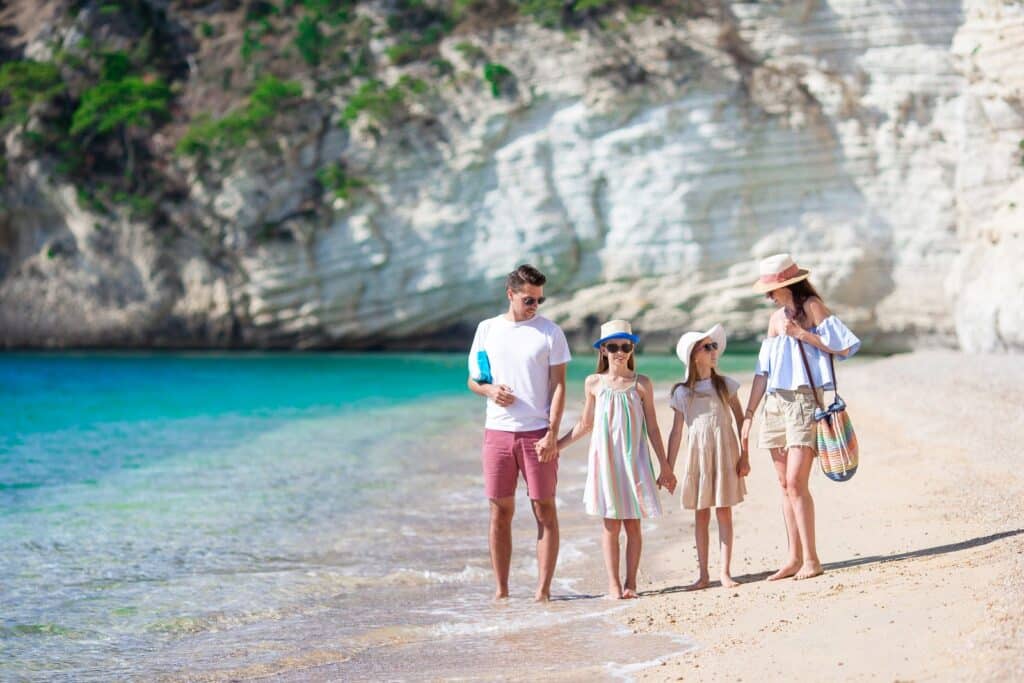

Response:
(685, 576), (710, 591)
(794, 561), (823, 580)
(767, 560), (802, 581)
(720, 574), (740, 588)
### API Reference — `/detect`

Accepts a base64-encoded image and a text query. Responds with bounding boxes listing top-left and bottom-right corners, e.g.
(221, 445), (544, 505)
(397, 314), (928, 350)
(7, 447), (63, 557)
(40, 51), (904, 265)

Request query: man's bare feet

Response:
(684, 576), (710, 591)
(720, 574), (740, 588)
(767, 560), (802, 581)
(621, 588), (639, 599)
(794, 561), (823, 580)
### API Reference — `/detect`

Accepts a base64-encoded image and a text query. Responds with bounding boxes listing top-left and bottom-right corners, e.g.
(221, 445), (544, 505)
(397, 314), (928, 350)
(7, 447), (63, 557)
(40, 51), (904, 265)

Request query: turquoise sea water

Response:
(2, 352), (755, 681)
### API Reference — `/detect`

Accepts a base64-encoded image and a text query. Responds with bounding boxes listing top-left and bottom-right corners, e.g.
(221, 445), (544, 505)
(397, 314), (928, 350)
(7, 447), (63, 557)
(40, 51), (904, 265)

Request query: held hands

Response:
(657, 468), (677, 494)
(488, 384), (515, 407)
(534, 431), (559, 463)
(736, 454), (750, 478)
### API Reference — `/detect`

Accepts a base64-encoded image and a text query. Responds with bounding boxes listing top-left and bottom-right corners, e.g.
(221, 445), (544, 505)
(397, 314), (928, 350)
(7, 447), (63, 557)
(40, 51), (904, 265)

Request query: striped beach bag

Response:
(798, 343), (859, 482)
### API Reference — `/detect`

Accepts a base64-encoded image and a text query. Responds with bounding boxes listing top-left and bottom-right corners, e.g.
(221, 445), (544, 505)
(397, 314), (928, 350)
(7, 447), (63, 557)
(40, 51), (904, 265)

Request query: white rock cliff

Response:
(1, 1), (1021, 351)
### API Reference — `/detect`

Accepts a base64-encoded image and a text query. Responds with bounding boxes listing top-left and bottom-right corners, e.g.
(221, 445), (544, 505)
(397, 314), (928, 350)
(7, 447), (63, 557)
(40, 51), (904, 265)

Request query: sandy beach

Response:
(563, 350), (1024, 681)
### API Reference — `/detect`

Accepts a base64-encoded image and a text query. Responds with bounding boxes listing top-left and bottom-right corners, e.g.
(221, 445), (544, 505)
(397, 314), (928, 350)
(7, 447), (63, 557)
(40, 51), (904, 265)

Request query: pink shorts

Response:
(481, 428), (558, 500)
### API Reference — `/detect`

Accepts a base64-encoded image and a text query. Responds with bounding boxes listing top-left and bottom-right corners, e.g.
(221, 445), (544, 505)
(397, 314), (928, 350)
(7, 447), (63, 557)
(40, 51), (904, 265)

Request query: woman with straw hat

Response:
(740, 254), (861, 581)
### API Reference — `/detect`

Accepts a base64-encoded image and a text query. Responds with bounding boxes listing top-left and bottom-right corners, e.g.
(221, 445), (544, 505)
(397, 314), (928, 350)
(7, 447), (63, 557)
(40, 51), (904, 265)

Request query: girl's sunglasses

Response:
(521, 296), (546, 306)
(604, 342), (634, 354)
(701, 342), (719, 352)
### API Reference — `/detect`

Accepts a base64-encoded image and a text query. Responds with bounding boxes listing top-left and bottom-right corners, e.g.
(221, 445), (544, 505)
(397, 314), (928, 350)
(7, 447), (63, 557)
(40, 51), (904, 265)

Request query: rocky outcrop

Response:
(1, 1), (1022, 351)
(948, 2), (1024, 352)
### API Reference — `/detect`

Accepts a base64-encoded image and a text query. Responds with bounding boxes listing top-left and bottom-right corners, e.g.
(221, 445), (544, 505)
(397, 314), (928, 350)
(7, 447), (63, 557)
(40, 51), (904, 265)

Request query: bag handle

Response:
(796, 338), (827, 412)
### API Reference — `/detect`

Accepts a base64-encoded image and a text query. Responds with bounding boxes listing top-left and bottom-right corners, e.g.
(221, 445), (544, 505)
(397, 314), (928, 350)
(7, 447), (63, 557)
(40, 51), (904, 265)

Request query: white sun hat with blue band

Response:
(593, 319), (640, 349)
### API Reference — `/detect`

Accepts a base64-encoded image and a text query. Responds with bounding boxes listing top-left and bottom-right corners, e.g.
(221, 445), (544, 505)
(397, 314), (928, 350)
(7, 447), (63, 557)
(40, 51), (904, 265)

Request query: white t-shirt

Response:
(468, 314), (572, 432)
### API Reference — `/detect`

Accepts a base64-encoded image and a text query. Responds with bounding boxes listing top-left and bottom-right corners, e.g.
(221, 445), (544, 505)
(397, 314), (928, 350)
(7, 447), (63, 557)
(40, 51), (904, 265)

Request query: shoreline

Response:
(581, 350), (1024, 681)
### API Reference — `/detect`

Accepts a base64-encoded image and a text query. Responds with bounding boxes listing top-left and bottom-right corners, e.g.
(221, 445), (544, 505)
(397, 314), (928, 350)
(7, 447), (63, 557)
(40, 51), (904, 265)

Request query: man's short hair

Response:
(505, 264), (547, 292)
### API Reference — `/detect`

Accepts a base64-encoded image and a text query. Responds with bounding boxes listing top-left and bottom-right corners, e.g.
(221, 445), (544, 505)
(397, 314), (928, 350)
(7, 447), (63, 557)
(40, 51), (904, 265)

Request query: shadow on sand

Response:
(640, 527), (1024, 597)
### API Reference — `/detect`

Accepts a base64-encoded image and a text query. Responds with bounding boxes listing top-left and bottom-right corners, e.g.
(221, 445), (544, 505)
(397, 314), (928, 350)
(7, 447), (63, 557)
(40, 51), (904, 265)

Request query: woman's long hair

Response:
(670, 342), (730, 407)
(596, 345), (636, 373)
(785, 279), (823, 324)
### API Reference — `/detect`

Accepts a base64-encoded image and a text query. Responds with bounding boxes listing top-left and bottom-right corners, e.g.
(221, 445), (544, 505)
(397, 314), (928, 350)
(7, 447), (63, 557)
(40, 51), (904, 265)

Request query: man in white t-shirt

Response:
(467, 264), (571, 602)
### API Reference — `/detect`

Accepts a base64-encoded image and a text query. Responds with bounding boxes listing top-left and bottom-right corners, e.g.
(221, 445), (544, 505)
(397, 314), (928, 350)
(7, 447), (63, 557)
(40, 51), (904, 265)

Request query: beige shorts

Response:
(758, 388), (825, 451)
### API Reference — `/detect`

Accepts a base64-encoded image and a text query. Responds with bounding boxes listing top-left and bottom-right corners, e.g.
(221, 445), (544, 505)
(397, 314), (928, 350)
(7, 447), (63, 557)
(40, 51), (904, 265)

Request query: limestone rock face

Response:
(947, 2), (1024, 353)
(1, 1), (1022, 351)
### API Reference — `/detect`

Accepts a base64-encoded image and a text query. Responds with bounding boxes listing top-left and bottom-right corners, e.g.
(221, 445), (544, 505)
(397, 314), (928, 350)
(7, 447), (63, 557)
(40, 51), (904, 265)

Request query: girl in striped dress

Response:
(558, 320), (675, 599)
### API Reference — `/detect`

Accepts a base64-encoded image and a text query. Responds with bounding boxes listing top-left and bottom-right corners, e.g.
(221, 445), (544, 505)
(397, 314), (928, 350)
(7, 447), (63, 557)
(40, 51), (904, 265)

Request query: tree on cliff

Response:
(68, 52), (171, 186)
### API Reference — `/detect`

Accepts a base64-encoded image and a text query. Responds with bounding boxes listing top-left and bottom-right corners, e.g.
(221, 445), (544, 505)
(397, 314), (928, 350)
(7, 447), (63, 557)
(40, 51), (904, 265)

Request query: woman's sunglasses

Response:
(604, 342), (634, 354)
(700, 342), (719, 352)
(521, 296), (546, 306)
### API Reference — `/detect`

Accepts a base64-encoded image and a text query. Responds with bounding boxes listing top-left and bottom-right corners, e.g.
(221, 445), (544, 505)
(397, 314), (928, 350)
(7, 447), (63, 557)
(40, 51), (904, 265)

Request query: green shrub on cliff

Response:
(0, 61), (66, 130)
(70, 76), (171, 139)
(177, 76), (303, 158)
(483, 62), (514, 97)
(316, 161), (366, 200)
(515, 0), (659, 29)
(341, 76), (427, 126)
(68, 49), (172, 180)
(295, 15), (326, 65)
(384, 0), (453, 65)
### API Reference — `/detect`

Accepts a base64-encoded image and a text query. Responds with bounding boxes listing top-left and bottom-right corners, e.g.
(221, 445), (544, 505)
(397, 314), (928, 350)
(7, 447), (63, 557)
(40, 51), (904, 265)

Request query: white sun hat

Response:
(675, 324), (727, 383)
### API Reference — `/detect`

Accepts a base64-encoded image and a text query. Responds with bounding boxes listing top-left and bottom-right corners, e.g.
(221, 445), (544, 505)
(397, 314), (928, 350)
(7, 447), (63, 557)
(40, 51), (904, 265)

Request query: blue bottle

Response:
(475, 350), (493, 384)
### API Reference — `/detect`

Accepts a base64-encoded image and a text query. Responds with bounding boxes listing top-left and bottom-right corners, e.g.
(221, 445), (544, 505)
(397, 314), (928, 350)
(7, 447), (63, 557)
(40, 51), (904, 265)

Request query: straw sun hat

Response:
(675, 324), (727, 383)
(592, 319), (640, 349)
(751, 253), (810, 293)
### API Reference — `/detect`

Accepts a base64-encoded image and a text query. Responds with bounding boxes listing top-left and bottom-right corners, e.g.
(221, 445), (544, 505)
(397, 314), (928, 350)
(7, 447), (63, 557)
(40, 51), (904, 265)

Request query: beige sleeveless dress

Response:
(669, 376), (746, 510)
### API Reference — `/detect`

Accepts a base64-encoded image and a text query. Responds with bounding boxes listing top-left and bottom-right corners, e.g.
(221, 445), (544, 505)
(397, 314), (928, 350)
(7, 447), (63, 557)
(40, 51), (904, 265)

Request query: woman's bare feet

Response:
(794, 561), (823, 580)
(606, 583), (623, 600)
(767, 560), (802, 581)
(494, 590), (510, 601)
(685, 576), (710, 591)
(534, 590), (551, 602)
(720, 574), (740, 588)
(621, 587), (638, 599)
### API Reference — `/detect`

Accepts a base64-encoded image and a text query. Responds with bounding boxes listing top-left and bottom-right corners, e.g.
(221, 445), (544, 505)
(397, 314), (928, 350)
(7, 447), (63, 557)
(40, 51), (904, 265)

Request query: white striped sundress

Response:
(583, 375), (663, 519)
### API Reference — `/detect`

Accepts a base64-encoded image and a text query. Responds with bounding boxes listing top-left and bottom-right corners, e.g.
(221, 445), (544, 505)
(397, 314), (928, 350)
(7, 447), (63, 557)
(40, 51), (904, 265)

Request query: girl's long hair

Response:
(670, 342), (730, 407)
(596, 346), (636, 373)
(785, 279), (822, 324)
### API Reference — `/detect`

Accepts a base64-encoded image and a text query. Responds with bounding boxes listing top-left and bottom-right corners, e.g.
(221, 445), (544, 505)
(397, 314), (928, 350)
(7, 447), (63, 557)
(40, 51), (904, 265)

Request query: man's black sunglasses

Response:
(522, 296), (546, 306)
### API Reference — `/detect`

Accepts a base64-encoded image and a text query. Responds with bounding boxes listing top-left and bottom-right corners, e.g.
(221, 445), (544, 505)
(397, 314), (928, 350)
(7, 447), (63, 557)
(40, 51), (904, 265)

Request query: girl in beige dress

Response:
(667, 324), (749, 590)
